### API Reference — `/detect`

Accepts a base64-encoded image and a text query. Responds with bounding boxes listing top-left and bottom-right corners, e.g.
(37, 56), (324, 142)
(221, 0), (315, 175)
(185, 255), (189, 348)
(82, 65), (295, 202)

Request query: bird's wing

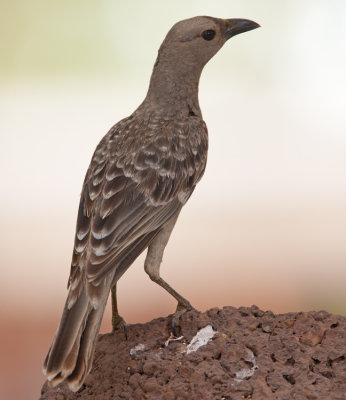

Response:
(67, 115), (208, 307)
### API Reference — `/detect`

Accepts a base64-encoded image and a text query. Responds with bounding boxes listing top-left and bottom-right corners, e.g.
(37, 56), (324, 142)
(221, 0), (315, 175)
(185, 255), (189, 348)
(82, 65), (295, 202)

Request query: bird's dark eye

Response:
(202, 29), (216, 41)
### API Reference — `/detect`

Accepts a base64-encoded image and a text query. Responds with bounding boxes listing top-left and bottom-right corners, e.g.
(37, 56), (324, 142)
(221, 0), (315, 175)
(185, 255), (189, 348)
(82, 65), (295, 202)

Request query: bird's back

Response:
(71, 111), (208, 298)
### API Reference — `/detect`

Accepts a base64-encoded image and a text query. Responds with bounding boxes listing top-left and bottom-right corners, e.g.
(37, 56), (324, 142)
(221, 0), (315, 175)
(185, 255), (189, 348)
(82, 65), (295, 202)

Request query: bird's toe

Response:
(170, 302), (198, 336)
(112, 315), (129, 340)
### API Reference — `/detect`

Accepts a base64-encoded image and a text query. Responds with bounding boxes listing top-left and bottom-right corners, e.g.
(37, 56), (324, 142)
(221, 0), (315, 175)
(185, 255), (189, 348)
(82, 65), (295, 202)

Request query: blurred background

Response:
(1, 0), (346, 398)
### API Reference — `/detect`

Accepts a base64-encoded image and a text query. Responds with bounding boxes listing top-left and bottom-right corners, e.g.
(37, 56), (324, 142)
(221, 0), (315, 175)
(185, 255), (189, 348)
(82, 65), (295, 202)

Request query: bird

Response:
(43, 15), (259, 392)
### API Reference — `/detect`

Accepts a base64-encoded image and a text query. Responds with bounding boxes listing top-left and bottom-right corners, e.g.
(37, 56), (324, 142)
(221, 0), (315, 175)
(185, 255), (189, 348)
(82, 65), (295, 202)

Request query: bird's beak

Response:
(224, 19), (260, 40)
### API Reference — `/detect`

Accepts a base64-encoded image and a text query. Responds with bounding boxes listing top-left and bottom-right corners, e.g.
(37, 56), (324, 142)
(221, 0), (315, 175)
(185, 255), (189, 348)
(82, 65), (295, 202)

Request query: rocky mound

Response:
(40, 305), (346, 399)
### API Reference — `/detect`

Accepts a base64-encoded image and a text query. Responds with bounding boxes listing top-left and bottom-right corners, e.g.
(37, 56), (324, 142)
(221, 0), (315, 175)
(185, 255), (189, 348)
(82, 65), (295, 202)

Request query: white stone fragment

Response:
(130, 343), (147, 356)
(185, 325), (216, 355)
(165, 335), (184, 347)
(234, 348), (258, 382)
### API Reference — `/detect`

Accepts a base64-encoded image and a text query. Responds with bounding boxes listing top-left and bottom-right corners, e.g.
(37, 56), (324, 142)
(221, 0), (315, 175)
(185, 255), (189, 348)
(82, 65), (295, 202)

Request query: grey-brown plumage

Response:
(43, 16), (259, 392)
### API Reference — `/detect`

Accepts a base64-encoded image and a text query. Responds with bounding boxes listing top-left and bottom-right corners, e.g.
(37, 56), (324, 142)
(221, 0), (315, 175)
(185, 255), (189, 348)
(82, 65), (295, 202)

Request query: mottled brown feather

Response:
(68, 115), (207, 302)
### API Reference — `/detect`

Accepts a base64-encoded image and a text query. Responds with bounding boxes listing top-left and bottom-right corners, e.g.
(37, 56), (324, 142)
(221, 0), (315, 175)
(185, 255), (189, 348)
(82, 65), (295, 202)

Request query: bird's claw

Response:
(112, 315), (128, 340)
(171, 302), (195, 336)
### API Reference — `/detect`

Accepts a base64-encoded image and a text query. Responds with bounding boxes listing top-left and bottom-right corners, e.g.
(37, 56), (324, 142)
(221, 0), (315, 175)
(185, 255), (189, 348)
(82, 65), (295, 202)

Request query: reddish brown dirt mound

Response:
(40, 306), (346, 399)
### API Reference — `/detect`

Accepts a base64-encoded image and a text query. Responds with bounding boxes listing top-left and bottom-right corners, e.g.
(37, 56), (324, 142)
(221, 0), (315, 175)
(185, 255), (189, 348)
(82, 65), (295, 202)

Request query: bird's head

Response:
(158, 16), (260, 69)
(144, 16), (260, 111)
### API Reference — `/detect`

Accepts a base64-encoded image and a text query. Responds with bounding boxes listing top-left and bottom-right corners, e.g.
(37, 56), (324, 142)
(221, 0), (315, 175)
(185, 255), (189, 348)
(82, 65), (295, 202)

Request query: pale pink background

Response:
(1, 1), (346, 399)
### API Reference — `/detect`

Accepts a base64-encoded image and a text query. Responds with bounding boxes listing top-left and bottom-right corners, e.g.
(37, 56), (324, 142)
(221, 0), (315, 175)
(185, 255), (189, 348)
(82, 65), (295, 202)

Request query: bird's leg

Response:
(111, 283), (128, 338)
(144, 215), (194, 333)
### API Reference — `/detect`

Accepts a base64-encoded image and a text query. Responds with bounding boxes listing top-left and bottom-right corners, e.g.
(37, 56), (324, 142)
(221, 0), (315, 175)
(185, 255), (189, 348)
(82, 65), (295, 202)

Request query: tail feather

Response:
(43, 232), (161, 391)
(66, 302), (106, 390)
(43, 282), (109, 392)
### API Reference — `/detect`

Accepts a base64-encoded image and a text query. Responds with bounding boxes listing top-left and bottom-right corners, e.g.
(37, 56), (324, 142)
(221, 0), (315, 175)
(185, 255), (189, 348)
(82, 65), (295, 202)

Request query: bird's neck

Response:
(139, 55), (203, 118)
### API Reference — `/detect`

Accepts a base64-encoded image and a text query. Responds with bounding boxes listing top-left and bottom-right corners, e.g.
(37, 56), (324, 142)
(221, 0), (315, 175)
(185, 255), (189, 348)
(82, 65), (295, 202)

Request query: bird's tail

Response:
(43, 281), (109, 392)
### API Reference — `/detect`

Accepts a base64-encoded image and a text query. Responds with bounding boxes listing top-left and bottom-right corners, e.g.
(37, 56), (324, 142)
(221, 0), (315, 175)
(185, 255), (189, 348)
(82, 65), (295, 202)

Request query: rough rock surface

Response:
(40, 306), (346, 400)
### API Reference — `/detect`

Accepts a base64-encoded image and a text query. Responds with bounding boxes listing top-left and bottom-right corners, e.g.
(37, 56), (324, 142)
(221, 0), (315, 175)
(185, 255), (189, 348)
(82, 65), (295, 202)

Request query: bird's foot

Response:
(112, 314), (128, 340)
(171, 301), (196, 336)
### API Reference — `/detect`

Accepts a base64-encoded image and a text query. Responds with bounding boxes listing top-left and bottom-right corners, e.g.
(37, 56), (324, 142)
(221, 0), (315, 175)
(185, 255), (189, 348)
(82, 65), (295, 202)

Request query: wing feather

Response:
(68, 114), (208, 305)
